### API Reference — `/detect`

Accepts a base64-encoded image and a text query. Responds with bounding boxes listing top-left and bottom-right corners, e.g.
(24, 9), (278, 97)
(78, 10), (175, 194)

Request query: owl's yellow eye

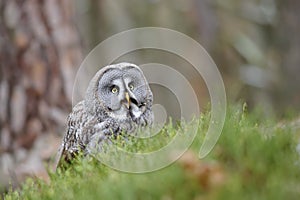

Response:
(129, 84), (134, 91)
(111, 87), (118, 93)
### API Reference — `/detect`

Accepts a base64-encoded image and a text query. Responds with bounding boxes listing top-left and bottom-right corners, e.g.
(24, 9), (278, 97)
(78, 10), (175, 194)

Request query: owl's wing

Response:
(55, 101), (94, 170)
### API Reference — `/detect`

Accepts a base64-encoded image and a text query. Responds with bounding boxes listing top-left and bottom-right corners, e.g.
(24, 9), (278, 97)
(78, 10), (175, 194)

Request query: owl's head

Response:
(85, 63), (153, 123)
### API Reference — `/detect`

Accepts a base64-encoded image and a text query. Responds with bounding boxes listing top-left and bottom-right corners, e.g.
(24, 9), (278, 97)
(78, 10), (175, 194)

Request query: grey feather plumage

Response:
(56, 63), (153, 169)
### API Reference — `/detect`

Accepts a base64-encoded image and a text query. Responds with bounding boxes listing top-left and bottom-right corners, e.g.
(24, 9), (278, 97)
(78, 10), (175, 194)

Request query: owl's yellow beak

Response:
(125, 92), (130, 109)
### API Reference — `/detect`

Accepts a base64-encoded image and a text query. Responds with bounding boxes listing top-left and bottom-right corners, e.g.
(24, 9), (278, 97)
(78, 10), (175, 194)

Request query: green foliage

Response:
(4, 105), (300, 200)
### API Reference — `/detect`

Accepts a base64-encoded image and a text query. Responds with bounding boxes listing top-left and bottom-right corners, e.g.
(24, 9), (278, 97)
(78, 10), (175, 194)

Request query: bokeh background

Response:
(0, 0), (299, 189)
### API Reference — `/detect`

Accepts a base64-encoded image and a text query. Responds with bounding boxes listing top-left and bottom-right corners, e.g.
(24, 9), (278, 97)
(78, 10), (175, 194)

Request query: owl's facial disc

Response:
(109, 79), (146, 120)
(108, 89), (141, 121)
(97, 65), (151, 121)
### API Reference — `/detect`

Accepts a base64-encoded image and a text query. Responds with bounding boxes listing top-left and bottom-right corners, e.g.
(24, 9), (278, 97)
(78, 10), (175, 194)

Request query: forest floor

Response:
(2, 105), (300, 200)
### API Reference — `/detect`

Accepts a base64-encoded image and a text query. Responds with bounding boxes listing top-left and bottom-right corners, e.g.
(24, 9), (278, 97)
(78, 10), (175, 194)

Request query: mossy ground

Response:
(3, 105), (300, 200)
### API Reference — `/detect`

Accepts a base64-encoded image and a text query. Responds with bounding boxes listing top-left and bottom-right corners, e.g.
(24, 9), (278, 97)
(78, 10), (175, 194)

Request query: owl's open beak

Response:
(125, 92), (130, 109)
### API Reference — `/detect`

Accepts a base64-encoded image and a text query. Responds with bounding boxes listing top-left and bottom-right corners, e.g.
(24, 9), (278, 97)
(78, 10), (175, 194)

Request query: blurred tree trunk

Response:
(0, 0), (82, 183)
(277, 0), (300, 111)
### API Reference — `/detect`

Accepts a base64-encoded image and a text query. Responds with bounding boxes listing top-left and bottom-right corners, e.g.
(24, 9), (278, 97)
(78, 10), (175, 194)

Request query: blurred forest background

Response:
(0, 0), (299, 190)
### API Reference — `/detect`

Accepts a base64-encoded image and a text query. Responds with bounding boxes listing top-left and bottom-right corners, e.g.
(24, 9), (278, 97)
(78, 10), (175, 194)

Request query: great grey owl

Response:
(56, 63), (153, 169)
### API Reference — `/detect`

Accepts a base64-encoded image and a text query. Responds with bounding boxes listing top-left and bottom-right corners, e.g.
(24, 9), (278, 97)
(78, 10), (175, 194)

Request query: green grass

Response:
(3, 105), (300, 200)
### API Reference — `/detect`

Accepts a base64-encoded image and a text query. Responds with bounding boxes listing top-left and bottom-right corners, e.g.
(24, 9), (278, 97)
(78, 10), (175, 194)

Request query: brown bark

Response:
(0, 0), (82, 186)
(277, 0), (300, 110)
